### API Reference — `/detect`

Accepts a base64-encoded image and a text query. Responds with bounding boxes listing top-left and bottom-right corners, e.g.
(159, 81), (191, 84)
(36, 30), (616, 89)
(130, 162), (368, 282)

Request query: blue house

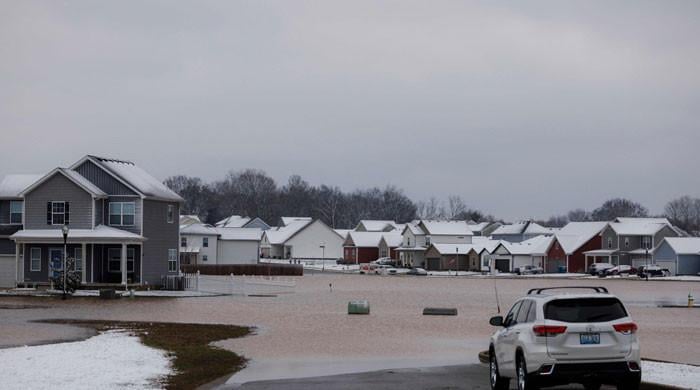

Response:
(653, 237), (700, 276)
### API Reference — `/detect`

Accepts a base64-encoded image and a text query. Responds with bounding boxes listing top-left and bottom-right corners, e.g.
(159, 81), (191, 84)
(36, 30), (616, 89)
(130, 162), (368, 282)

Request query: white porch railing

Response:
(182, 271), (296, 296)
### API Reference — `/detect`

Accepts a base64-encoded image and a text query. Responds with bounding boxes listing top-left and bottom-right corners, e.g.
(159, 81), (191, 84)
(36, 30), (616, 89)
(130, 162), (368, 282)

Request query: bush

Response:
(50, 257), (81, 293)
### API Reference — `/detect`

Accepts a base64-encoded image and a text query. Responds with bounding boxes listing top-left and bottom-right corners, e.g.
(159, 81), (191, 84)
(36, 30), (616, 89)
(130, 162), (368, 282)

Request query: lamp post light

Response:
(320, 243), (326, 272)
(61, 224), (69, 300)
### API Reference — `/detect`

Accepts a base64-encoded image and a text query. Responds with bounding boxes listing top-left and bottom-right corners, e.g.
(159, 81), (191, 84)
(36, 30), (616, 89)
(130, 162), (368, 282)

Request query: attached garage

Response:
(494, 258), (511, 273)
(653, 237), (700, 276)
(0, 254), (15, 288)
(654, 259), (676, 275)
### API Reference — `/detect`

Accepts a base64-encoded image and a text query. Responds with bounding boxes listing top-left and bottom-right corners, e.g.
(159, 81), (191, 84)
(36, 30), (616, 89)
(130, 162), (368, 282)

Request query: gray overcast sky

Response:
(1, 1), (699, 221)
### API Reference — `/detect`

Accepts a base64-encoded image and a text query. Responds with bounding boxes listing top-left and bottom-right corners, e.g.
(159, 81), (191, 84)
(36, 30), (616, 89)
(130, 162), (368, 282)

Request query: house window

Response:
(74, 247), (83, 271)
(108, 248), (135, 273)
(50, 201), (66, 225)
(10, 201), (22, 224)
(109, 202), (135, 226)
(167, 205), (174, 224)
(607, 237), (613, 249)
(168, 249), (178, 272)
(425, 236), (431, 246)
(30, 248), (41, 271)
(641, 236), (652, 249)
(624, 237), (630, 248)
(203, 255), (208, 262)
(203, 237), (209, 248)
(181, 237), (187, 247)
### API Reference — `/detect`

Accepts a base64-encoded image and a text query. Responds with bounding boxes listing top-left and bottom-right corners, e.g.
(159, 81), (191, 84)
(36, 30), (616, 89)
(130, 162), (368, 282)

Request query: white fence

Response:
(183, 272), (296, 296)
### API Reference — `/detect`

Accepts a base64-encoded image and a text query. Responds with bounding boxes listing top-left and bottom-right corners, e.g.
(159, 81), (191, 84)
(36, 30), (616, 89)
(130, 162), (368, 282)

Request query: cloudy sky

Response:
(1, 1), (698, 220)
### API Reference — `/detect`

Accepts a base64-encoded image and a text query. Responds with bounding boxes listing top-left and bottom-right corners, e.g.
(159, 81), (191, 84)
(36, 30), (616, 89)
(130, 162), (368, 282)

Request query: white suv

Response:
(488, 286), (641, 390)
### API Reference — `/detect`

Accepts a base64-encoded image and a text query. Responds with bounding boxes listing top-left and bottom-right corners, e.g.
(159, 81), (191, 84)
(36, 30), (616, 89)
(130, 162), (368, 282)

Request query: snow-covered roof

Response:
(334, 229), (352, 238)
(181, 246), (200, 253)
(216, 227), (262, 241)
(404, 222), (425, 235)
(280, 217), (312, 226)
(356, 220), (398, 232)
(491, 221), (553, 236)
(179, 215), (202, 226)
(84, 155), (183, 202)
(345, 231), (384, 247)
(615, 217), (671, 225)
(380, 232), (403, 247)
(555, 222), (608, 254)
(419, 220), (473, 236)
(180, 223), (219, 236)
(215, 215), (251, 228)
(609, 219), (670, 236)
(505, 235), (554, 255)
(467, 222), (491, 233)
(662, 237), (700, 255)
(11, 225), (145, 242)
(264, 219), (313, 244)
(0, 174), (42, 198)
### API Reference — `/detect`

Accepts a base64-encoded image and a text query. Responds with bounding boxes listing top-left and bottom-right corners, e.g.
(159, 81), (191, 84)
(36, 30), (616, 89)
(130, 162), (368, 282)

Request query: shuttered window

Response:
(47, 201), (69, 225)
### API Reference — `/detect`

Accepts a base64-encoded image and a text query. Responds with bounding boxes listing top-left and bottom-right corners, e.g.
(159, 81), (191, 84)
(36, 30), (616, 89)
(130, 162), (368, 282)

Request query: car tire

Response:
(617, 375), (641, 390)
(489, 349), (509, 390)
(516, 353), (538, 390)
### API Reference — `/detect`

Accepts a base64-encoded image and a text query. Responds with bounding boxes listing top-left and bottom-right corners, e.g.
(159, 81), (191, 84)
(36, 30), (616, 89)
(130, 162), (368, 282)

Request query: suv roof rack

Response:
(527, 286), (609, 295)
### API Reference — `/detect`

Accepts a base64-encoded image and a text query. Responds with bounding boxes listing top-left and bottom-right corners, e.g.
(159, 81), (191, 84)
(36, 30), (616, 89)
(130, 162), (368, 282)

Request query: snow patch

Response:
(0, 330), (171, 390)
(643, 360), (700, 389)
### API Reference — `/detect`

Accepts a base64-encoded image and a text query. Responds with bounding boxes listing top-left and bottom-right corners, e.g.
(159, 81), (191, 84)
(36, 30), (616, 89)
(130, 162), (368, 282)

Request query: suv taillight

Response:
(533, 325), (567, 337)
(613, 322), (638, 335)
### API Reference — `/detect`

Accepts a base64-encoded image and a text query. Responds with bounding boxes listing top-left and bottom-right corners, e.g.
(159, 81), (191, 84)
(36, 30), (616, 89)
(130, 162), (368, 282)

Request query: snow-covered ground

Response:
(643, 360), (700, 389)
(0, 330), (171, 390)
(0, 289), (220, 298)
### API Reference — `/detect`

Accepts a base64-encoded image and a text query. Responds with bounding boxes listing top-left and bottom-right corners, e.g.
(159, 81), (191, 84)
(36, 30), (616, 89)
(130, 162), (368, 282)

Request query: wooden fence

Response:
(180, 263), (303, 276)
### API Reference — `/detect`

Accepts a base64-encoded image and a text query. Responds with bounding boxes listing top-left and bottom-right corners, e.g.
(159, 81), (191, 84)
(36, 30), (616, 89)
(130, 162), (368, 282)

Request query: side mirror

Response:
(489, 316), (504, 327)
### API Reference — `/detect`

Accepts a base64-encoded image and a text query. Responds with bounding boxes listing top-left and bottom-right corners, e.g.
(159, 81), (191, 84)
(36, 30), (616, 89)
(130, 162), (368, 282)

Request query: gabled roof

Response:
(345, 231), (385, 247)
(19, 168), (107, 198)
(0, 174), (42, 198)
(243, 217), (270, 230)
(264, 219), (314, 244)
(215, 215), (251, 228)
(554, 222), (608, 254)
(216, 227), (262, 241)
(505, 235), (554, 255)
(180, 223), (219, 236)
(72, 155), (183, 202)
(334, 229), (352, 239)
(180, 215), (202, 226)
(661, 237), (700, 255)
(355, 220), (398, 232)
(380, 231), (403, 247)
(280, 217), (312, 226)
(467, 222), (491, 233)
(491, 221), (553, 236)
(403, 222), (425, 235)
(419, 220), (473, 236)
(609, 218), (670, 236)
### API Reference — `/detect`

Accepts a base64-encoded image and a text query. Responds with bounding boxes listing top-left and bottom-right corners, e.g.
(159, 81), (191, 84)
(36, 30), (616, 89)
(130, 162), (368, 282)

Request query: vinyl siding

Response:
(654, 225), (678, 246)
(218, 240), (259, 264)
(0, 200), (11, 224)
(24, 174), (93, 229)
(677, 254), (700, 275)
(74, 160), (138, 196)
(141, 200), (179, 285)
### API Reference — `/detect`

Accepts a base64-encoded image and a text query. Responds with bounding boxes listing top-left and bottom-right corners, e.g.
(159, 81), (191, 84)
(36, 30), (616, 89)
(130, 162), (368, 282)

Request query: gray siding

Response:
(492, 234), (524, 243)
(653, 241), (676, 262)
(678, 254), (700, 275)
(95, 199), (104, 226)
(601, 226), (618, 249)
(0, 200), (11, 224)
(0, 238), (15, 254)
(104, 197), (142, 234)
(142, 199), (179, 285)
(654, 225), (678, 246)
(74, 160), (137, 196)
(619, 235), (642, 251)
(24, 174), (93, 229)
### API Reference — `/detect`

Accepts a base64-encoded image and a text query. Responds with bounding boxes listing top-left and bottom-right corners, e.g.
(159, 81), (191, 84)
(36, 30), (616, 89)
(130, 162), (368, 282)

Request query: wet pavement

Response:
(0, 275), (698, 385)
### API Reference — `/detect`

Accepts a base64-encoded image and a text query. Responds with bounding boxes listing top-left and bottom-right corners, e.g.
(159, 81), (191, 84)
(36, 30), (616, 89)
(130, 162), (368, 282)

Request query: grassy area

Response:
(43, 319), (250, 389)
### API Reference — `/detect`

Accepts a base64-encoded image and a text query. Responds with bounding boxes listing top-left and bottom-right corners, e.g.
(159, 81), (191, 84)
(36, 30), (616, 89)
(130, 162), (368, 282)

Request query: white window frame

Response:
(51, 201), (66, 225)
(109, 202), (135, 226)
(168, 249), (178, 272)
(74, 247), (83, 271)
(167, 205), (174, 224)
(202, 254), (208, 262)
(9, 200), (23, 225)
(203, 237), (208, 248)
(607, 237), (613, 249)
(30, 247), (42, 271)
(181, 237), (187, 247)
(107, 248), (135, 273)
(641, 236), (652, 250)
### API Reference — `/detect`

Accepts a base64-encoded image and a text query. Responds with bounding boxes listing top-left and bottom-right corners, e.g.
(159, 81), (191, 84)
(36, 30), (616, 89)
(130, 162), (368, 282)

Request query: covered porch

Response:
(180, 246), (200, 266)
(583, 249), (619, 269)
(10, 225), (146, 286)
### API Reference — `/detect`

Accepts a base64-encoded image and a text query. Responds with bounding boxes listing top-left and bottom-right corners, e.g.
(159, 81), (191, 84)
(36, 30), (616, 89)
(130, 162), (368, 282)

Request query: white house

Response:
(261, 218), (343, 259)
(179, 223), (219, 265)
(396, 220), (473, 268)
(216, 228), (262, 264)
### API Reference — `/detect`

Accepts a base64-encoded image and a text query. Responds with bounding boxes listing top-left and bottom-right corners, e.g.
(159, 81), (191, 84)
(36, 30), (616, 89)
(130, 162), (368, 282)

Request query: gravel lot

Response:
(0, 275), (698, 384)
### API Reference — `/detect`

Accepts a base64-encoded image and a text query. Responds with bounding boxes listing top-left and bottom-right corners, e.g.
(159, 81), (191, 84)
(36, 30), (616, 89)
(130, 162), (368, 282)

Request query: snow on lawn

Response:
(0, 330), (171, 390)
(643, 360), (700, 389)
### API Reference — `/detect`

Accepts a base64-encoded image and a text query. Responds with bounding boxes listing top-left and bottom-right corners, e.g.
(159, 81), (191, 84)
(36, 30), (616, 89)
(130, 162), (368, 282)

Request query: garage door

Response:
(426, 258), (440, 271)
(0, 255), (15, 288)
(494, 259), (510, 273)
(654, 260), (676, 276)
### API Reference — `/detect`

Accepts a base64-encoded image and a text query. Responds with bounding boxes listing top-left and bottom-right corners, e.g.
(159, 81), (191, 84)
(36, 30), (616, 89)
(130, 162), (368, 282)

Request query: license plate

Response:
(580, 333), (600, 345)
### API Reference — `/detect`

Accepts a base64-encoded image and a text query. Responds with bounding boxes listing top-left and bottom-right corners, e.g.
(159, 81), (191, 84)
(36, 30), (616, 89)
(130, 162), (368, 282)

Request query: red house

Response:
(545, 222), (608, 273)
(343, 232), (383, 264)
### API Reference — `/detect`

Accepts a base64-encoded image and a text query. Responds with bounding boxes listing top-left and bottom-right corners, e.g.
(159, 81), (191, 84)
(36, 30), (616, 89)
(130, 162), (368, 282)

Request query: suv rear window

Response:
(544, 298), (627, 323)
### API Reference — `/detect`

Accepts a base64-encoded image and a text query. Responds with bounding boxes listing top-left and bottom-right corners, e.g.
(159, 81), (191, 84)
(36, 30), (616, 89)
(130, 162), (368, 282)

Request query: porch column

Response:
(121, 243), (127, 285)
(15, 243), (20, 287)
(81, 243), (87, 284)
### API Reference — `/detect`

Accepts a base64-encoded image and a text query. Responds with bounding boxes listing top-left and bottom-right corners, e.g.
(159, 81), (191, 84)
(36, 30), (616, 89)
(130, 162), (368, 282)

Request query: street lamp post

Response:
(320, 243), (326, 272)
(61, 224), (69, 300)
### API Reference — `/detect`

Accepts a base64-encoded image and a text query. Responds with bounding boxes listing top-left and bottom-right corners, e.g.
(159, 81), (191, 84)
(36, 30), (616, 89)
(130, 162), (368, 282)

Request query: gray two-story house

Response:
(0, 155), (182, 288)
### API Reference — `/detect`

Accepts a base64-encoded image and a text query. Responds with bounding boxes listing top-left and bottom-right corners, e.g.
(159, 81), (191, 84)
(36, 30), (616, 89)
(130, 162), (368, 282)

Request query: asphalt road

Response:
(224, 364), (679, 390)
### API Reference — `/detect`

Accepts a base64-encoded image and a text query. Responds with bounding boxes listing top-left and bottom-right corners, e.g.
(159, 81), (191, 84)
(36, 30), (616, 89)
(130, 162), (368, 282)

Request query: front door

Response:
(49, 248), (63, 279)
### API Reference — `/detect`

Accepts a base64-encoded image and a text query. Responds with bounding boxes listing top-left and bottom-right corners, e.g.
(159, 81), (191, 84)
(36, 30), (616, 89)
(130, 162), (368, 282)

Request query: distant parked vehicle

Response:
(589, 262), (614, 276)
(605, 265), (637, 276)
(373, 264), (393, 274)
(407, 267), (428, 276)
(515, 265), (544, 275)
(372, 257), (397, 267)
(637, 265), (671, 278)
(386, 268), (399, 275)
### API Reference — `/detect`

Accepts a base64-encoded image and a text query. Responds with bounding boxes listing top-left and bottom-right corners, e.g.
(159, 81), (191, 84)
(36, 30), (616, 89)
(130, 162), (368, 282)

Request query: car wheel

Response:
(516, 354), (538, 390)
(489, 349), (510, 390)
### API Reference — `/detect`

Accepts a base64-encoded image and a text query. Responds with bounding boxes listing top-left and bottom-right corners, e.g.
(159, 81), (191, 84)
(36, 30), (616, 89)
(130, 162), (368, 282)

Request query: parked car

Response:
(373, 264), (393, 274)
(488, 286), (641, 390)
(515, 265), (544, 275)
(637, 265), (671, 278)
(373, 257), (397, 266)
(605, 265), (638, 276)
(406, 267), (428, 276)
(588, 262), (615, 276)
(386, 268), (399, 275)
